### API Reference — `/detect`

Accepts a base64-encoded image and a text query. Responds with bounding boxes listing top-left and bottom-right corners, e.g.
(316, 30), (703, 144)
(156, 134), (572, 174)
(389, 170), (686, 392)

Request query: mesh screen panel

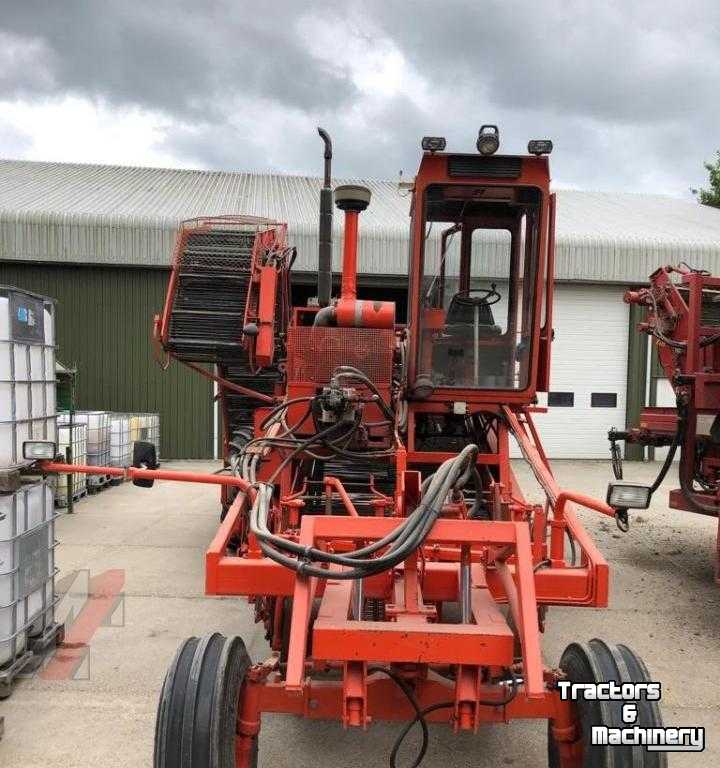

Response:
(287, 327), (394, 385)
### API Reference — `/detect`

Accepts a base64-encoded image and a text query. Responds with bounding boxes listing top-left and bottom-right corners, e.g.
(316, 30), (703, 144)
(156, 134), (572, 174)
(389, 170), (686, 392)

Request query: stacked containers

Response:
(60, 411), (110, 488)
(129, 413), (161, 461)
(110, 414), (131, 468)
(0, 287), (57, 467)
(0, 482), (57, 667)
(55, 421), (88, 505)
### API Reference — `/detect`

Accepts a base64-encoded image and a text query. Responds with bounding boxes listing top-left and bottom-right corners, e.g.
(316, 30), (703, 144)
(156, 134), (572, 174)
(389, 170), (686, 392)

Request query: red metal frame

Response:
(624, 264), (720, 582)
(243, 223), (289, 368)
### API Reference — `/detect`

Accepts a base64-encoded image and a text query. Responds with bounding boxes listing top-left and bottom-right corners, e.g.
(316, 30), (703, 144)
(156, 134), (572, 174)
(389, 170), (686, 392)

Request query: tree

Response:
(698, 151), (720, 208)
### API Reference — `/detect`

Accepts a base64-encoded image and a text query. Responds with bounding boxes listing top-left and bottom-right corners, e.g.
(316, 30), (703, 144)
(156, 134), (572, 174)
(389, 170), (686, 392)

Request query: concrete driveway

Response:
(0, 459), (718, 767)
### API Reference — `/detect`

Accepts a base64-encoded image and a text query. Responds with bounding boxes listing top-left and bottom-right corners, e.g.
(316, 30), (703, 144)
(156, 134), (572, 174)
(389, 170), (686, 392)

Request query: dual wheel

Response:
(548, 638), (667, 768)
(154, 633), (257, 768)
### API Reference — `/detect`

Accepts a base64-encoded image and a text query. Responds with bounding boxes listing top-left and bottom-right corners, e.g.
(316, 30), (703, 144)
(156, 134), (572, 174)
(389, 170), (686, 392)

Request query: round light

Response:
(476, 125), (500, 155)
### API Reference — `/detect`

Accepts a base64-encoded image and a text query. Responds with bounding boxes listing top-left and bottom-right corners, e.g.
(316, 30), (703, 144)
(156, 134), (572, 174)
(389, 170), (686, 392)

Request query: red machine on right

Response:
(611, 263), (720, 583)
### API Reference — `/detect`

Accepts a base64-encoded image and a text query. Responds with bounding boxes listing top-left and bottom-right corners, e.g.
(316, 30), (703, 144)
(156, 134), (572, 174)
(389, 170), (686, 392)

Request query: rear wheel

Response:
(277, 597), (321, 664)
(548, 638), (666, 768)
(154, 633), (257, 768)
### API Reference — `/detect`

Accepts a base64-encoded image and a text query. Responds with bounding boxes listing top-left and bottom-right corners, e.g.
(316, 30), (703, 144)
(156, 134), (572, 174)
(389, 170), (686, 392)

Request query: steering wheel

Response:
(450, 283), (502, 308)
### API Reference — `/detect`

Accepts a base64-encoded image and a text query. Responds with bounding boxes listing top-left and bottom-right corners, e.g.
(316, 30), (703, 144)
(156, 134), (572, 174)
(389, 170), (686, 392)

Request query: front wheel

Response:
(154, 633), (257, 768)
(548, 638), (666, 768)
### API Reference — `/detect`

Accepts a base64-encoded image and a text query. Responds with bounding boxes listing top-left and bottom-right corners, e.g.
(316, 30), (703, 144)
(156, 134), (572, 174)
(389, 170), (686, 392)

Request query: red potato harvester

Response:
(32, 127), (666, 767)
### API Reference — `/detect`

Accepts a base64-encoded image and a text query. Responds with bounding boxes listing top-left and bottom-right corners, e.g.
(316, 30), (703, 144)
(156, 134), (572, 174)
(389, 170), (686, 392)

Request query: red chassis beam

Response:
(255, 671), (574, 726)
(40, 460), (256, 497)
(38, 458), (608, 614)
(206, 495), (609, 607)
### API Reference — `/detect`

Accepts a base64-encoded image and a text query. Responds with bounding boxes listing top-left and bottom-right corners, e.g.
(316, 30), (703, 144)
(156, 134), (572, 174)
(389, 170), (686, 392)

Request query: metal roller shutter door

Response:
(521, 284), (629, 459)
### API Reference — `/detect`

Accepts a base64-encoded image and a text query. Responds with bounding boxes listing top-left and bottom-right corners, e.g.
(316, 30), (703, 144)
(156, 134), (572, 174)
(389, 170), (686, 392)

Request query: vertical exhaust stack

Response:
(333, 184), (395, 329)
(313, 141), (395, 330)
(317, 128), (333, 307)
(334, 184), (371, 301)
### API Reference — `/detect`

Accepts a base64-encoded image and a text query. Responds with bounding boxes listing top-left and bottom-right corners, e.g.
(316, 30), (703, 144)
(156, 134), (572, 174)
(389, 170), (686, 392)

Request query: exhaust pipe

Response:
(312, 134), (395, 330)
(317, 127), (333, 307)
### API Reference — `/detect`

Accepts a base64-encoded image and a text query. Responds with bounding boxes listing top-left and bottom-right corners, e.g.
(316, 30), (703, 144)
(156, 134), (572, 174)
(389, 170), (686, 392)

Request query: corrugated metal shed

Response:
(2, 158), (720, 282)
(1, 262), (214, 459)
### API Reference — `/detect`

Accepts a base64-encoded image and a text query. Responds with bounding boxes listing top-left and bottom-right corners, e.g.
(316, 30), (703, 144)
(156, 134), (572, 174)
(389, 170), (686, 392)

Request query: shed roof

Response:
(1, 158), (720, 283)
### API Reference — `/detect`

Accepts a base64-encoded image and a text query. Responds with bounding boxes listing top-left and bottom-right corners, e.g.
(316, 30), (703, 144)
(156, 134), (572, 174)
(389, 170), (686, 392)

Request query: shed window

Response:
(548, 392), (574, 407)
(591, 392), (617, 408)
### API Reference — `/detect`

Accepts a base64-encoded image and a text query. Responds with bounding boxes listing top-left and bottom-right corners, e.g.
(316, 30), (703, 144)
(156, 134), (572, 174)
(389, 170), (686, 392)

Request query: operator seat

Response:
(431, 288), (506, 386)
(445, 292), (501, 334)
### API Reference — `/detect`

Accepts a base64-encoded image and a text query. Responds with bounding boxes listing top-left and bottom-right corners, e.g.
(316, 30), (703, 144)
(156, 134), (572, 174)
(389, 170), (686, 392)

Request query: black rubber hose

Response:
(648, 420), (682, 494)
(366, 666), (433, 768)
(313, 305), (336, 327)
(267, 419), (359, 484)
(252, 447), (478, 578)
(370, 667), (519, 768)
(467, 468), (486, 519)
(255, 465), (455, 577)
(259, 446), (464, 562)
(259, 396), (314, 431)
(331, 366), (396, 422)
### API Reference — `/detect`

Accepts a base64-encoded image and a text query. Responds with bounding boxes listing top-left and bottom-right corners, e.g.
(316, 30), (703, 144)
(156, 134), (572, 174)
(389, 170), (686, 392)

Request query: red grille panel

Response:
(287, 327), (394, 385)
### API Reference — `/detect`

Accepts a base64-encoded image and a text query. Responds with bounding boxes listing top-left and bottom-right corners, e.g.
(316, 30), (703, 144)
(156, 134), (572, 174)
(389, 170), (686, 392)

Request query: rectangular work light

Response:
(421, 136), (446, 153)
(606, 482), (651, 510)
(23, 440), (57, 461)
(528, 139), (553, 156)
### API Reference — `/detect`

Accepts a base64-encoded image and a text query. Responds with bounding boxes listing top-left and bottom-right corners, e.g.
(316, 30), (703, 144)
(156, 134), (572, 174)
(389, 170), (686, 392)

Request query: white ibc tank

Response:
(55, 422), (88, 503)
(59, 411), (110, 487)
(129, 412), (161, 460)
(0, 287), (57, 468)
(0, 481), (56, 668)
(110, 414), (131, 468)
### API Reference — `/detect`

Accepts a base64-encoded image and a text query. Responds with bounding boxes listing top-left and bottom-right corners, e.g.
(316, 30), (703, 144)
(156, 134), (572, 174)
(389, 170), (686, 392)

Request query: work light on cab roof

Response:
(423, 126), (553, 158)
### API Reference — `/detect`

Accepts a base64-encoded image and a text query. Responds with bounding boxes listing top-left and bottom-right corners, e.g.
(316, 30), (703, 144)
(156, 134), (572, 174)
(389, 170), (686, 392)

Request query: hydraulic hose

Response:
(253, 451), (460, 570)
(648, 420), (682, 494)
(250, 445), (479, 580)
(331, 366), (396, 422)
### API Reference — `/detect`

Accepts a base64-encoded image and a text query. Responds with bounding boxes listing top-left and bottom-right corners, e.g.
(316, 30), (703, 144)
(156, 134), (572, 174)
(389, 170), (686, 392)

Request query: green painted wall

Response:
(1, 262), (214, 459)
(624, 301), (648, 460)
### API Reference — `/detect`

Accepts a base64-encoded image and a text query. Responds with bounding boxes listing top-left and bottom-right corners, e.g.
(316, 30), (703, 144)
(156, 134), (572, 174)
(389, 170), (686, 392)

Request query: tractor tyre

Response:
(154, 633), (257, 768)
(548, 638), (666, 768)
(278, 596), (321, 664)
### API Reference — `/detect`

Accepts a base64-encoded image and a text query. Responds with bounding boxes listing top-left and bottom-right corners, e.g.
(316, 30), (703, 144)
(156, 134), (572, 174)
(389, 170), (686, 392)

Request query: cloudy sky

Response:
(0, 1), (718, 196)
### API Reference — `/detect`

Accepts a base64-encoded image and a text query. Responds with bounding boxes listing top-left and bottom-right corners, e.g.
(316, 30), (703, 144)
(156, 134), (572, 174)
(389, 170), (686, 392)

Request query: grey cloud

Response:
(369, 1), (720, 124)
(0, 1), (718, 196)
(0, 0), (356, 116)
(160, 93), (431, 180)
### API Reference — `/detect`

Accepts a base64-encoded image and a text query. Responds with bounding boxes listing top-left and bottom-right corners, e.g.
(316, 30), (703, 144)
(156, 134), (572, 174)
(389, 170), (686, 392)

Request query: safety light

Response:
(421, 136), (447, 153)
(606, 482), (651, 510)
(528, 139), (553, 156)
(476, 125), (500, 155)
(23, 440), (57, 461)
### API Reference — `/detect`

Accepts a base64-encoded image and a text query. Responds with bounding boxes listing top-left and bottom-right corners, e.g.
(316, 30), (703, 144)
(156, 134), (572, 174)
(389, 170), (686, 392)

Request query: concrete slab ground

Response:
(0, 459), (718, 767)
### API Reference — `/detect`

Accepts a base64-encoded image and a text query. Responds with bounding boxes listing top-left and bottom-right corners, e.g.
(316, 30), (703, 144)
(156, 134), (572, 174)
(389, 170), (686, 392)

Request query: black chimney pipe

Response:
(317, 127), (333, 307)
